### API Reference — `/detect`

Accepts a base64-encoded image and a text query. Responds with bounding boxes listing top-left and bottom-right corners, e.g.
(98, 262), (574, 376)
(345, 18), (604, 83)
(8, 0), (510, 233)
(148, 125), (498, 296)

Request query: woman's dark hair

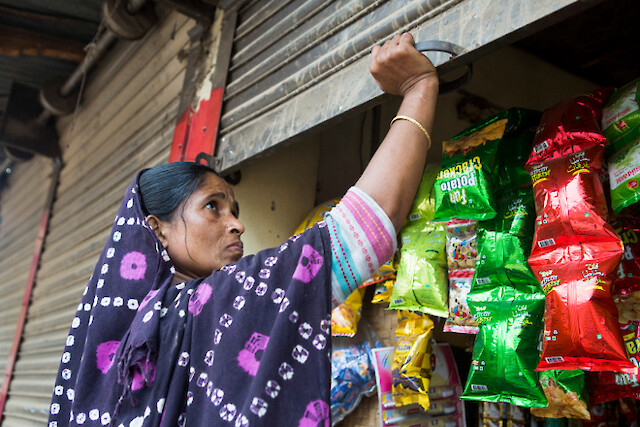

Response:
(139, 162), (220, 221)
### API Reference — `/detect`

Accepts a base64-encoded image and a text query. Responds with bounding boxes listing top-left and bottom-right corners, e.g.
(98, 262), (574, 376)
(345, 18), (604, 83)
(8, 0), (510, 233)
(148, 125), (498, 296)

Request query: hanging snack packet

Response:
(445, 219), (478, 270)
(529, 247), (632, 373)
(331, 287), (365, 337)
(495, 109), (541, 190)
(434, 112), (507, 221)
(612, 214), (640, 313)
(526, 144), (620, 256)
(462, 285), (546, 407)
(601, 77), (640, 145)
(331, 321), (381, 424)
(391, 223), (448, 317)
(443, 269), (479, 334)
(475, 188), (537, 286)
(530, 370), (590, 420)
(392, 165), (448, 316)
(608, 135), (640, 213)
(589, 321), (640, 405)
(392, 311), (434, 410)
(372, 278), (394, 304)
(527, 87), (612, 165)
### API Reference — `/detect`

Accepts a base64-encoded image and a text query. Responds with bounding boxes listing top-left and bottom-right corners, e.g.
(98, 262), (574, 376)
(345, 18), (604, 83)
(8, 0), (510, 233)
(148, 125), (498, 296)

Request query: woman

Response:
(49, 33), (438, 426)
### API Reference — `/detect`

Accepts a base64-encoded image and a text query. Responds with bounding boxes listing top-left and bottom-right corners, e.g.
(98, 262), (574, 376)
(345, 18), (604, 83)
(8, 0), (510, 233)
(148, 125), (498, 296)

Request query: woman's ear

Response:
(146, 215), (169, 248)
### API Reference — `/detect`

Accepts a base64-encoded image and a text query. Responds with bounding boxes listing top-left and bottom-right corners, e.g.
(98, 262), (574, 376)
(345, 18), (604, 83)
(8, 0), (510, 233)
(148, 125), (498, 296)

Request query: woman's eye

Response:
(205, 202), (217, 210)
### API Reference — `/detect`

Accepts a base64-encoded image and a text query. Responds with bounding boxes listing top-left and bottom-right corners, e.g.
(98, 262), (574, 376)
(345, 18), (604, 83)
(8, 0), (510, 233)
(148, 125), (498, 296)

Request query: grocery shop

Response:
(0, 0), (638, 426)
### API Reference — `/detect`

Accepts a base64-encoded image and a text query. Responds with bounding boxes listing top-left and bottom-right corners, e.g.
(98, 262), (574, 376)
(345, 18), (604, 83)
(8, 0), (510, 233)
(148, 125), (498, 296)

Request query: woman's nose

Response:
(227, 215), (245, 235)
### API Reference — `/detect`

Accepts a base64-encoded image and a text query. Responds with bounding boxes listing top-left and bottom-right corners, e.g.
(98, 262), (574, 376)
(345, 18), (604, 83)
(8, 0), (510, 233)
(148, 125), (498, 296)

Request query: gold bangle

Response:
(390, 115), (432, 147)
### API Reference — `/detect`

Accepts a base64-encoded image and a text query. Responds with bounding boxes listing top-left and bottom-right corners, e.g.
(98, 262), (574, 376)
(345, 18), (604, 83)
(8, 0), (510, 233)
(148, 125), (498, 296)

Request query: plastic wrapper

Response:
(372, 278), (394, 304)
(434, 113), (504, 221)
(608, 135), (640, 213)
(374, 344), (465, 427)
(361, 256), (397, 288)
(589, 321), (640, 405)
(612, 214), (640, 315)
(495, 109), (542, 190)
(526, 144), (620, 255)
(527, 87), (612, 165)
(392, 165), (449, 316)
(331, 321), (381, 424)
(528, 248), (632, 372)
(331, 287), (364, 337)
(530, 370), (590, 420)
(463, 280), (546, 407)
(443, 269), (479, 334)
(445, 219), (478, 270)
(391, 223), (448, 316)
(602, 77), (640, 145)
(392, 311), (434, 410)
(474, 189), (538, 287)
(434, 108), (540, 221)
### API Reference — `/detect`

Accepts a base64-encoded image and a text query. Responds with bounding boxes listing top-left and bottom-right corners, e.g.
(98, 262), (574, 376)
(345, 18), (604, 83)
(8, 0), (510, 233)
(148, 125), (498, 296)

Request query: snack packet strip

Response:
(443, 269), (479, 334)
(608, 135), (640, 214)
(392, 311), (434, 410)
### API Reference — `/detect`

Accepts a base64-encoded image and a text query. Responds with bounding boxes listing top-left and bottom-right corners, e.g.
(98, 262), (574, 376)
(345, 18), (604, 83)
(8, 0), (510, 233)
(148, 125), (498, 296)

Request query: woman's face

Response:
(153, 172), (245, 278)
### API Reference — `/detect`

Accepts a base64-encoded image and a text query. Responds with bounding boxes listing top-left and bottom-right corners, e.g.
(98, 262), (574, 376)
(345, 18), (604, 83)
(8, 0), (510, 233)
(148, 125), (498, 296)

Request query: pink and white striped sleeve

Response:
(324, 186), (397, 308)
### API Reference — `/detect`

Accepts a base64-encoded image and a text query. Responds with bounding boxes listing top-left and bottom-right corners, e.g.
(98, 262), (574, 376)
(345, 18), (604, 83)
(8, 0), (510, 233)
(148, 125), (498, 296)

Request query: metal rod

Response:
(59, 29), (118, 97)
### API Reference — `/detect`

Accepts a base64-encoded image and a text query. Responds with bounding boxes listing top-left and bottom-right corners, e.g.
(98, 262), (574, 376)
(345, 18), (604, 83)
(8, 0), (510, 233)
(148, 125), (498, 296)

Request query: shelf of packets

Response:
(297, 76), (640, 426)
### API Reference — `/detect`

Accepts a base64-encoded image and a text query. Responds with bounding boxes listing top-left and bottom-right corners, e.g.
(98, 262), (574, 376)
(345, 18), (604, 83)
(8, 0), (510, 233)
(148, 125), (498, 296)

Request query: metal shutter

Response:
(1, 11), (196, 426)
(216, 0), (594, 173)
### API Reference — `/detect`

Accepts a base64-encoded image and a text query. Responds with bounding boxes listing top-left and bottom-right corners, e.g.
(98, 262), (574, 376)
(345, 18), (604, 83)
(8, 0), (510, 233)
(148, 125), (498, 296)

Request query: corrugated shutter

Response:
(216, 0), (592, 173)
(1, 11), (196, 426)
(0, 155), (53, 399)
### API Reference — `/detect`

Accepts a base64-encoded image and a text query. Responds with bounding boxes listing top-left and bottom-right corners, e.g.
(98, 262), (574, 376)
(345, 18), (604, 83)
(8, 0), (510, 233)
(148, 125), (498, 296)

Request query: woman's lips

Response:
(227, 242), (244, 253)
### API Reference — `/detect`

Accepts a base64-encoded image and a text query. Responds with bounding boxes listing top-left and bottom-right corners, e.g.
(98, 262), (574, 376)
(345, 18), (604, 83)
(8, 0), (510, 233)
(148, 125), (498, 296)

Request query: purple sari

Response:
(48, 173), (331, 426)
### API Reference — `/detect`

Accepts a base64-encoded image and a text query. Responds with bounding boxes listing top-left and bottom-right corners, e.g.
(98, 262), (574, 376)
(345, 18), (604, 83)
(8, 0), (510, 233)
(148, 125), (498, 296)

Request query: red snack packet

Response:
(527, 144), (620, 256)
(527, 87), (613, 165)
(529, 245), (632, 373)
(612, 215), (640, 298)
(589, 321), (640, 405)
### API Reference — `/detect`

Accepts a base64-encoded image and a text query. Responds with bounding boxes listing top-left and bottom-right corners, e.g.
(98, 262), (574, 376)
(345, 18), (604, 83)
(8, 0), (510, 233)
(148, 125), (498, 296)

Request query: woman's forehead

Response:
(198, 173), (236, 201)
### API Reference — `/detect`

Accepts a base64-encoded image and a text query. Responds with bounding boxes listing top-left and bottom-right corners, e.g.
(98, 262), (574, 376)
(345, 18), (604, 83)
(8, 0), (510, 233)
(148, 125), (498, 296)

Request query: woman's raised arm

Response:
(355, 32), (439, 231)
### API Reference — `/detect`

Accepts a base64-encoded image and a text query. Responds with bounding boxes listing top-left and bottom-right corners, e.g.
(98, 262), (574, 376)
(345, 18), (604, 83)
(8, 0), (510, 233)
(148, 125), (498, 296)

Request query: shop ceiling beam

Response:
(215, 0), (604, 173)
(0, 25), (86, 62)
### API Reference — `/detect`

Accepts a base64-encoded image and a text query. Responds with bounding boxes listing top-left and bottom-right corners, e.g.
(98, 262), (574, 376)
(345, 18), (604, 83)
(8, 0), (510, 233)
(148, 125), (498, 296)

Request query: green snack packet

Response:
(474, 188), (537, 286)
(608, 135), (640, 213)
(392, 223), (448, 317)
(495, 109), (541, 190)
(434, 108), (539, 221)
(392, 165), (449, 317)
(530, 370), (590, 420)
(602, 77), (640, 145)
(461, 288), (546, 407)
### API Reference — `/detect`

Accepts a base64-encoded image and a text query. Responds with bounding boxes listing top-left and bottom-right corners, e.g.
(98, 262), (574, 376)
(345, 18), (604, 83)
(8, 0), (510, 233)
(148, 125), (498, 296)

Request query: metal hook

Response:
(414, 41), (473, 93)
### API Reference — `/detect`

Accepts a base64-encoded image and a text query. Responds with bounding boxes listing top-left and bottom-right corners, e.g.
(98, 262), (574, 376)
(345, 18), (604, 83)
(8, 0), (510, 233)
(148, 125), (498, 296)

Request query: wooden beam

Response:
(0, 25), (85, 62)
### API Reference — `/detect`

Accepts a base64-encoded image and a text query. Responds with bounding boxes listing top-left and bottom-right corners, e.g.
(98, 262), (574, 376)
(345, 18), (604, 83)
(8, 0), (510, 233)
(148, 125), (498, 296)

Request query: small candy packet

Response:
(443, 269), (479, 334)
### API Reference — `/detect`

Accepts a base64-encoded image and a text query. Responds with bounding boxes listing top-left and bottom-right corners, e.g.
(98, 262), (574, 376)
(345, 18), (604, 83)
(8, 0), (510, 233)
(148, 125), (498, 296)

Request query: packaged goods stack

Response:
(305, 77), (640, 426)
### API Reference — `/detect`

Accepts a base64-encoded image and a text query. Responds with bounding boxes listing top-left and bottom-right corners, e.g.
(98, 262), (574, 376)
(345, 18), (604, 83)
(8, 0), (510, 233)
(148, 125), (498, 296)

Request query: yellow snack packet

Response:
(371, 279), (395, 304)
(392, 311), (434, 410)
(331, 288), (365, 337)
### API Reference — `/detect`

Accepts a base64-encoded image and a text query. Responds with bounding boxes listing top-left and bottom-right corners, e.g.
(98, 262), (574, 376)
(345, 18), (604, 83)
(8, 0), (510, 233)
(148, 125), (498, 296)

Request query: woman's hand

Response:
(369, 33), (438, 97)
(356, 32), (439, 231)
